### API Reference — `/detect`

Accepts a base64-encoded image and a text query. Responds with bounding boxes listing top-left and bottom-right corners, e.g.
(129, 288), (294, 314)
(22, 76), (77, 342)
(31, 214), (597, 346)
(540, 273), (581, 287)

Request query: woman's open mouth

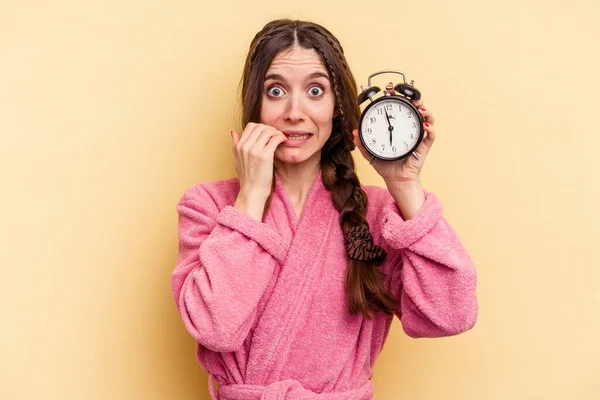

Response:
(282, 131), (313, 146)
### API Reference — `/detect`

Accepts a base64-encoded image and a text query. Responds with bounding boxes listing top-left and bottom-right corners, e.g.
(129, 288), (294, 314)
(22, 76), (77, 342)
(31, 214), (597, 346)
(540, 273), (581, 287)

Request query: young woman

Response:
(172, 19), (478, 400)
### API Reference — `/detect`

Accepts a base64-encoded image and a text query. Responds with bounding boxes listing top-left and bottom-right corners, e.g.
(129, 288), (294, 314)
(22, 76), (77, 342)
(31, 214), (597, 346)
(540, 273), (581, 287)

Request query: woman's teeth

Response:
(286, 134), (310, 140)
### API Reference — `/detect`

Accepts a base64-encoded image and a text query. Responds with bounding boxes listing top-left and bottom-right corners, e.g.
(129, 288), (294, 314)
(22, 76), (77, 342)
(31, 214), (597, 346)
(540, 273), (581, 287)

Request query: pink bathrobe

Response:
(171, 170), (478, 400)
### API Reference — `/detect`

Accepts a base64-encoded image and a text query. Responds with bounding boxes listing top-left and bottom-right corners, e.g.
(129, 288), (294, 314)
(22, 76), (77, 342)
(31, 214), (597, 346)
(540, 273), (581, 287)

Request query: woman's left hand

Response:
(352, 98), (436, 184)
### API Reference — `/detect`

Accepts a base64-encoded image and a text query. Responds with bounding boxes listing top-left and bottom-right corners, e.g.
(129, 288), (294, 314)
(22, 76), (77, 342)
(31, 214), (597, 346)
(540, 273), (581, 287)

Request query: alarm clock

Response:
(357, 70), (424, 161)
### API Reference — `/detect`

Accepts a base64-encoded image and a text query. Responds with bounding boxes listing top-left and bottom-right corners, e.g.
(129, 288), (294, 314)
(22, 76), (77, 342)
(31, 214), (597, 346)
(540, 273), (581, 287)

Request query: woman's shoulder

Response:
(179, 176), (241, 210)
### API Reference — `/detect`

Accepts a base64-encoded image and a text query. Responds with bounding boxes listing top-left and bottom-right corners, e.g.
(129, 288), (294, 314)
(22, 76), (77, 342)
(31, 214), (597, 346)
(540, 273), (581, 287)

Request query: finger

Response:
(239, 123), (268, 151)
(254, 127), (285, 150)
(236, 122), (253, 148)
(231, 130), (243, 174)
(415, 123), (436, 156)
(423, 123), (436, 148)
(352, 129), (371, 161)
(388, 85), (396, 95)
(231, 130), (241, 148)
(237, 122), (262, 148)
(417, 105), (436, 125)
(264, 131), (288, 154)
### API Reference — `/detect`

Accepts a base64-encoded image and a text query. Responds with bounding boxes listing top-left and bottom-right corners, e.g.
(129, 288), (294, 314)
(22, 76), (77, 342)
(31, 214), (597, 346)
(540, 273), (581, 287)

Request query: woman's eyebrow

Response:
(264, 73), (285, 82)
(306, 71), (329, 81)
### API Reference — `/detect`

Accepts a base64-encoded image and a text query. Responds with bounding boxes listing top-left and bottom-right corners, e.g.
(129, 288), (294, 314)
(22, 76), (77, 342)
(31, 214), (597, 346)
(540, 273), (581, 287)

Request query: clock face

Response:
(359, 97), (423, 160)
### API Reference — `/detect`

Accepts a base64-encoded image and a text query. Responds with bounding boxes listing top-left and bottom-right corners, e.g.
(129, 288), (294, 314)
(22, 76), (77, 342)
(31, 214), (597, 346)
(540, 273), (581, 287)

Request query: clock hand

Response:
(384, 108), (393, 146)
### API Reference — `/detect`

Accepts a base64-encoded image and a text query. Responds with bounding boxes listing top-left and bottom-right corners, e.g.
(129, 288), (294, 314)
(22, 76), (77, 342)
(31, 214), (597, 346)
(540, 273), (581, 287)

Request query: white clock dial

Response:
(360, 98), (421, 160)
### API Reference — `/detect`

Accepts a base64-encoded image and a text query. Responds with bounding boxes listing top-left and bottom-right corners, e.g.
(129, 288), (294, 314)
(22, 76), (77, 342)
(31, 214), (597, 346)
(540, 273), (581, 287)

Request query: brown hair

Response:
(239, 19), (398, 319)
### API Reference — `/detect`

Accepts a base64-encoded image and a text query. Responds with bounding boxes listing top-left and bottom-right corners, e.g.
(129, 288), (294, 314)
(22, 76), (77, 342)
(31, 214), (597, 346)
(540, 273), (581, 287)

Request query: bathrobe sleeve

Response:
(378, 190), (479, 338)
(171, 184), (288, 352)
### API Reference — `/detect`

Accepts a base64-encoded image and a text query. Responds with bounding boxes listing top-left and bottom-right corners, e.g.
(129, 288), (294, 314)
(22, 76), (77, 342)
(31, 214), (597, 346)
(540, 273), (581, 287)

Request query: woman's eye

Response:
(267, 86), (284, 97)
(309, 86), (324, 97)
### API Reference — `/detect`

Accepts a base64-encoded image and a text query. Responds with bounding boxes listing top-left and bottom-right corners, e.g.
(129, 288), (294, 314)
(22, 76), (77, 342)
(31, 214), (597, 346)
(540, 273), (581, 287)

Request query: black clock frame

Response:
(358, 95), (425, 161)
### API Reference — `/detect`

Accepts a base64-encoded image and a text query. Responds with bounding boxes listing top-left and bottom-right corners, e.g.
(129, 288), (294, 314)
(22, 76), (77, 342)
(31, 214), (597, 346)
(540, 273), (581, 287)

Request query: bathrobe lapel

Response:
(247, 171), (339, 383)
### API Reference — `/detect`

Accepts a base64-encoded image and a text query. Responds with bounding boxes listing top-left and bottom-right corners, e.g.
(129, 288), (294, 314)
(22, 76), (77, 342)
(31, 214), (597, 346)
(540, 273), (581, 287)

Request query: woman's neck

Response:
(274, 157), (321, 208)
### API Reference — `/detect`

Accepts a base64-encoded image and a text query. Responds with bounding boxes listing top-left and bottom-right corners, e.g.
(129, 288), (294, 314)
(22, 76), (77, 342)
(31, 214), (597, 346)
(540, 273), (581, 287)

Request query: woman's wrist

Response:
(384, 180), (425, 220)
(234, 190), (268, 222)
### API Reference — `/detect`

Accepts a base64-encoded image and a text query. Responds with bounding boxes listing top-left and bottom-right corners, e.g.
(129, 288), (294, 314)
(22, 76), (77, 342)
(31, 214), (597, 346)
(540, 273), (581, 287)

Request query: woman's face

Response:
(260, 46), (336, 165)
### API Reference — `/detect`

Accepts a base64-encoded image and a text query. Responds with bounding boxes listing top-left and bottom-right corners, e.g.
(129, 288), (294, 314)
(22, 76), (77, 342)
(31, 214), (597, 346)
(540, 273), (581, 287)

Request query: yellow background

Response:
(1, 0), (599, 399)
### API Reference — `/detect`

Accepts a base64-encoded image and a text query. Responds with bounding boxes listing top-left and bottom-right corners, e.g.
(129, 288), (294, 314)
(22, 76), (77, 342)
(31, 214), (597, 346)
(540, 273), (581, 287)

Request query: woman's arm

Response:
(379, 190), (479, 338)
(172, 184), (288, 352)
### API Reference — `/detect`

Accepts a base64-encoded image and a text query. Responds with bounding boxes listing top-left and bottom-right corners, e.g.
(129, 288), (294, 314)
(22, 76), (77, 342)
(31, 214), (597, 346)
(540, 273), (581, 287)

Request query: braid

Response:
(322, 148), (398, 319)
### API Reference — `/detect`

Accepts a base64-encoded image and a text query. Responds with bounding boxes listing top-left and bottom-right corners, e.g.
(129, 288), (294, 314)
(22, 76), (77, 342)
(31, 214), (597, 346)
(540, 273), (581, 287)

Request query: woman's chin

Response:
(275, 149), (311, 164)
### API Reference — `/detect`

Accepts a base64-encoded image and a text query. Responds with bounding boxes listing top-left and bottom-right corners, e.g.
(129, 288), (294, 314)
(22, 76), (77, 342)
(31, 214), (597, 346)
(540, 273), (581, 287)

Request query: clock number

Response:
(412, 122), (417, 128)
(381, 145), (385, 152)
(369, 117), (376, 123)
(377, 108), (384, 115)
(408, 113), (412, 118)
(410, 134), (414, 139)
(371, 138), (377, 145)
(404, 142), (409, 149)
(392, 146), (397, 152)
(367, 128), (372, 133)
(398, 105), (402, 112)
(386, 104), (392, 110)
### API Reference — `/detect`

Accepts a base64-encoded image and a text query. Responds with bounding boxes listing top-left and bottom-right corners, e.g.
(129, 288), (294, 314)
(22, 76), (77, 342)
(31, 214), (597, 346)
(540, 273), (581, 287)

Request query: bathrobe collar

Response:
(248, 168), (342, 383)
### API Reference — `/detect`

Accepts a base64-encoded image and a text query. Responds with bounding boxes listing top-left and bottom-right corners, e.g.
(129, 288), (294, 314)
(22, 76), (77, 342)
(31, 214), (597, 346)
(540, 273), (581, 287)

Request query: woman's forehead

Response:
(267, 46), (328, 75)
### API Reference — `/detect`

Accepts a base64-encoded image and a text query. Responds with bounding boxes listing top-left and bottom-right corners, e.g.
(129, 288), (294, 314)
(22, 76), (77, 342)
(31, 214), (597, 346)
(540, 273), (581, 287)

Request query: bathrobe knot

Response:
(344, 225), (387, 263)
(216, 377), (374, 400)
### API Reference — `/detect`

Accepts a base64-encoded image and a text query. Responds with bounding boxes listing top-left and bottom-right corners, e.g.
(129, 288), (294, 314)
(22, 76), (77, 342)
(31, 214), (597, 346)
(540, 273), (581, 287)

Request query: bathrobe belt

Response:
(211, 374), (374, 400)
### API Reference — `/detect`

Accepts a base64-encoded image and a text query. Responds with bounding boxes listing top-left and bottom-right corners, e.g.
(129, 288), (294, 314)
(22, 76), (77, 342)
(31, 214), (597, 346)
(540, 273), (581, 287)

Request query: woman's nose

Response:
(283, 95), (305, 122)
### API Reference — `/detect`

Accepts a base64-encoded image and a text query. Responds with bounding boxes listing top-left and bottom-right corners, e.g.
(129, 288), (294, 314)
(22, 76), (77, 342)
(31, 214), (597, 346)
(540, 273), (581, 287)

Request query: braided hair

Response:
(239, 19), (398, 319)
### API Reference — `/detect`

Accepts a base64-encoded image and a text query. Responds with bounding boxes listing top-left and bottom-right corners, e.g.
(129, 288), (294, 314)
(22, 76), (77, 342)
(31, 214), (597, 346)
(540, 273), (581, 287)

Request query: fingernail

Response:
(419, 108), (426, 111)
(424, 122), (430, 127)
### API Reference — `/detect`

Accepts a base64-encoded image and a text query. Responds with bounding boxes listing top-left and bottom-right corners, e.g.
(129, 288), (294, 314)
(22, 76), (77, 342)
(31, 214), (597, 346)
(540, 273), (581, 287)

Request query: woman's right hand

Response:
(231, 123), (288, 221)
